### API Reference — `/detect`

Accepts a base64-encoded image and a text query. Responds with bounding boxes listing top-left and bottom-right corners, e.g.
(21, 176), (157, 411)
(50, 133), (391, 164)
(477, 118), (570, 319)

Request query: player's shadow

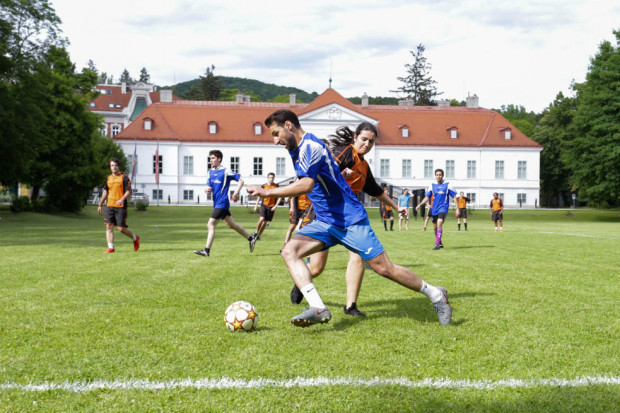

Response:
(450, 245), (496, 250)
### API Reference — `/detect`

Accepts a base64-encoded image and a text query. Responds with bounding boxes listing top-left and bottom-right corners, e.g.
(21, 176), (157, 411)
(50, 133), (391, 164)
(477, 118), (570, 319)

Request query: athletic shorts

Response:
(432, 212), (447, 223)
(382, 210), (394, 219)
(458, 208), (467, 218)
(297, 218), (385, 261)
(492, 211), (503, 221)
(290, 207), (306, 224)
(104, 206), (128, 227)
(259, 204), (275, 222)
(211, 208), (231, 220)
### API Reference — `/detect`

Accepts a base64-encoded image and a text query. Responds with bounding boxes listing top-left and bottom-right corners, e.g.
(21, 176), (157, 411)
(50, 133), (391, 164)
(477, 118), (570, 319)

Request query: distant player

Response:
(284, 191), (310, 244)
(397, 188), (411, 230)
(490, 192), (504, 232)
(455, 191), (470, 231)
(193, 150), (256, 257)
(380, 188), (395, 231)
(252, 172), (281, 240)
(423, 194), (434, 231)
(97, 157), (140, 253)
(247, 109), (451, 327)
(416, 169), (457, 250)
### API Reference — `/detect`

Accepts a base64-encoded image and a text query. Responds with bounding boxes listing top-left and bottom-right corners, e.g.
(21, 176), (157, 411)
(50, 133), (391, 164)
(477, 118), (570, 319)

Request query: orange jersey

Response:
(103, 173), (131, 208)
(457, 197), (469, 209)
(297, 193), (310, 210)
(490, 198), (503, 211)
(332, 144), (383, 197)
(261, 183), (279, 207)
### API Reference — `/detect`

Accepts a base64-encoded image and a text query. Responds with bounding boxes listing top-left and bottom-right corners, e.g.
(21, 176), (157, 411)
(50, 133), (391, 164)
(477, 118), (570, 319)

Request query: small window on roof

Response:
(108, 103), (114, 108)
(504, 130), (511, 140)
(209, 122), (217, 134)
(451, 129), (458, 139)
(89, 102), (95, 107)
(144, 119), (152, 130)
(254, 123), (262, 135)
(115, 104), (122, 108)
(400, 126), (409, 138)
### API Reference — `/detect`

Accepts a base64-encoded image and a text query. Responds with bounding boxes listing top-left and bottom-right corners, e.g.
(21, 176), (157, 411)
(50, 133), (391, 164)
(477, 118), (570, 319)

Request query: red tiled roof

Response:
(115, 89), (542, 149)
(89, 85), (180, 112)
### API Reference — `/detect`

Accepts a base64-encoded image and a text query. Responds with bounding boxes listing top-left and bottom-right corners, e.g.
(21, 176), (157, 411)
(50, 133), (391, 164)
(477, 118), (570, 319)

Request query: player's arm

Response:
(232, 177), (244, 202)
(247, 177), (314, 199)
(271, 198), (281, 211)
(378, 192), (406, 215)
(499, 199), (504, 214)
(97, 189), (108, 214)
(490, 201), (493, 215)
(416, 196), (429, 211)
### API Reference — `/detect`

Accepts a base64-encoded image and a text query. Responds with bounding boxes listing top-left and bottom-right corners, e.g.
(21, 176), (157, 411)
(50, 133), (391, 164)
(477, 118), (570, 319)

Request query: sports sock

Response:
(465, 223), (467, 230)
(436, 228), (443, 246)
(383, 220), (387, 230)
(133, 235), (137, 241)
(390, 220), (393, 230)
(300, 283), (325, 309)
(420, 281), (443, 303)
(205, 247), (210, 254)
(458, 223), (461, 230)
(108, 243), (114, 249)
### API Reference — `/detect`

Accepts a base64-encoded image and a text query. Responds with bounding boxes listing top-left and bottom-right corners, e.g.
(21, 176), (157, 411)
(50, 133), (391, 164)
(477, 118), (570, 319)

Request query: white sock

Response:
(300, 283), (326, 309)
(133, 235), (137, 241)
(420, 281), (442, 303)
(108, 243), (114, 249)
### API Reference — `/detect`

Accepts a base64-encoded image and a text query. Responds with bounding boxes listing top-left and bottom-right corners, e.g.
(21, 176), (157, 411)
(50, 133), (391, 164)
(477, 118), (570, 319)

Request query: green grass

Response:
(0, 205), (618, 412)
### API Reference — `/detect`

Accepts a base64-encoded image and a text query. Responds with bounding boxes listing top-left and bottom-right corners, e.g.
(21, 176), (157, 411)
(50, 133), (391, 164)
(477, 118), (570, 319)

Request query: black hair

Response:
(267, 172), (275, 178)
(434, 168), (444, 175)
(209, 150), (223, 160)
(325, 122), (378, 151)
(265, 109), (301, 129)
(109, 157), (120, 166)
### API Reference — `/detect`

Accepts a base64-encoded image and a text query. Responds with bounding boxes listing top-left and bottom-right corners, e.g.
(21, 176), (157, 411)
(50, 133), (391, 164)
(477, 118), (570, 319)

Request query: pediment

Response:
(300, 103), (376, 124)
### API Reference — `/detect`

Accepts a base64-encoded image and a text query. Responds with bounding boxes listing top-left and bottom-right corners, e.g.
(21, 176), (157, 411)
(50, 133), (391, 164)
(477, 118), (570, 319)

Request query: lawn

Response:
(0, 205), (618, 412)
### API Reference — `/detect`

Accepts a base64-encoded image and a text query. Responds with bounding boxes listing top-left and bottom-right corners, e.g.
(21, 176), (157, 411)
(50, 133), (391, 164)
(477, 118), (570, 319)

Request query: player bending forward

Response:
(247, 110), (452, 327)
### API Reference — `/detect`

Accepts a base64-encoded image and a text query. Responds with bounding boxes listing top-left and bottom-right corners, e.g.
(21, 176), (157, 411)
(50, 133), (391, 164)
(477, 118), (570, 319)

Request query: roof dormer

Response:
(446, 126), (458, 139)
(399, 125), (410, 138)
(208, 121), (218, 134)
(143, 118), (153, 130)
(253, 122), (262, 135)
(500, 127), (512, 140)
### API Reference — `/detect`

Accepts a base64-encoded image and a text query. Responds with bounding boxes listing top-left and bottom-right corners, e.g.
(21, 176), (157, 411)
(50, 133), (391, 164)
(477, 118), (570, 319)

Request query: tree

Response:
(200, 64), (220, 100)
(392, 44), (442, 105)
(139, 67), (150, 83)
(119, 68), (132, 83)
(568, 30), (620, 207)
(494, 104), (540, 137)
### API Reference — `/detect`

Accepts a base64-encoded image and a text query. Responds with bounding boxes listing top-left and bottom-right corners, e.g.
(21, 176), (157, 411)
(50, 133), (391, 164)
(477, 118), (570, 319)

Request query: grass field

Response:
(0, 204), (618, 412)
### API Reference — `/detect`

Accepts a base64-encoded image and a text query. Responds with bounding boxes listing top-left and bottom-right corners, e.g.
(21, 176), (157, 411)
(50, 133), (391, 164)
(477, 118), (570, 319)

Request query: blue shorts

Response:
(297, 218), (385, 260)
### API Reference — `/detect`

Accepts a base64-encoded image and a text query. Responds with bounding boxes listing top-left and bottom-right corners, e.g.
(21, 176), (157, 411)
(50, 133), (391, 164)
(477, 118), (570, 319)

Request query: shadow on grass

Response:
(449, 245), (496, 250)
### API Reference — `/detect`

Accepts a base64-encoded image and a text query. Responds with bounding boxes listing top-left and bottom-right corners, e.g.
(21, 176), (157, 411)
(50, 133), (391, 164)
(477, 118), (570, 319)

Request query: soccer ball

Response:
(225, 301), (258, 332)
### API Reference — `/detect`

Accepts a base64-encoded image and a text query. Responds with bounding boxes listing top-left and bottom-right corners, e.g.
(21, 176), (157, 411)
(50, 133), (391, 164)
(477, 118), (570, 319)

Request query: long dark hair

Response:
(325, 122), (378, 151)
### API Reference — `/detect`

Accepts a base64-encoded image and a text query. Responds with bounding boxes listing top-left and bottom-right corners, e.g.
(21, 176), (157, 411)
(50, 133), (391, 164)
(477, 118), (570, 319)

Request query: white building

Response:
(114, 89), (542, 208)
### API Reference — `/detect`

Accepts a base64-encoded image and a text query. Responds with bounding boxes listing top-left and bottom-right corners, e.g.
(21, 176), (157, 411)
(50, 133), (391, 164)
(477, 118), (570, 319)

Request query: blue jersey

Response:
(425, 181), (457, 214)
(398, 193), (411, 208)
(290, 133), (367, 228)
(207, 166), (240, 209)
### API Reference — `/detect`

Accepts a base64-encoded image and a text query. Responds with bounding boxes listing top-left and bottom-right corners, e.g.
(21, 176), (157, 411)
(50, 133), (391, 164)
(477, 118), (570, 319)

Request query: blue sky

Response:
(52, 0), (620, 112)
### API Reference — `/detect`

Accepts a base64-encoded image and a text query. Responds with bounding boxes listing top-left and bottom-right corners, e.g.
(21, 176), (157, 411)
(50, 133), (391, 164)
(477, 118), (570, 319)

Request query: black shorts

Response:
(290, 207), (306, 224)
(382, 210), (394, 219)
(492, 211), (503, 221)
(211, 208), (231, 220)
(104, 206), (128, 227)
(260, 204), (275, 222)
(458, 208), (467, 218)
(432, 212), (447, 223)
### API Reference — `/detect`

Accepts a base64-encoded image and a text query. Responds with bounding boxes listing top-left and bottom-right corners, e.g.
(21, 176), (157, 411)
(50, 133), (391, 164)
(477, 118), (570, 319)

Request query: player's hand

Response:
(116, 199), (124, 207)
(97, 206), (102, 215)
(341, 167), (353, 179)
(398, 207), (407, 216)
(246, 185), (263, 197)
(271, 206), (277, 212)
(415, 205), (420, 211)
(231, 193), (239, 202)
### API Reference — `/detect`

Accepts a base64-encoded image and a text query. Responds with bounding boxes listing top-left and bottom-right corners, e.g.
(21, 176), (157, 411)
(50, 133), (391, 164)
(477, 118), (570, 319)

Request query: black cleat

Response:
(432, 245), (441, 250)
(249, 234), (257, 253)
(290, 284), (303, 304)
(344, 302), (366, 317)
(193, 249), (209, 257)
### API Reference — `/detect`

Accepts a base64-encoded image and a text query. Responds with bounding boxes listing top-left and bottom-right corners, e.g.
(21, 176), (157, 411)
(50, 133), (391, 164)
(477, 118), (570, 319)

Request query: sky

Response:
(51, 0), (620, 113)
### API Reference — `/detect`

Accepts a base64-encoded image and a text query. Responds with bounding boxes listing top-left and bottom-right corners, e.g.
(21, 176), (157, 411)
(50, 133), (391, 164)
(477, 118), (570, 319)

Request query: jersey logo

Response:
(364, 247), (373, 255)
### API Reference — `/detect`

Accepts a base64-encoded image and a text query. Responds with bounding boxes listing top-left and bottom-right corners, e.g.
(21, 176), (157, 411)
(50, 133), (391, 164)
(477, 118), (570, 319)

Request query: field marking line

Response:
(0, 376), (618, 392)
(538, 231), (619, 239)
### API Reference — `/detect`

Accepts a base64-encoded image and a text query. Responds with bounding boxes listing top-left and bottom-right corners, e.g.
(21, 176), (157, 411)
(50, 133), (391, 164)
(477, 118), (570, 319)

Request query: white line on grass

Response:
(539, 231), (619, 239)
(0, 376), (618, 392)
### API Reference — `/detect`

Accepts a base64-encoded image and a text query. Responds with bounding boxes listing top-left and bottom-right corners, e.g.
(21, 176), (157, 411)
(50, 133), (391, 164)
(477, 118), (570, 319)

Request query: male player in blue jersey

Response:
(415, 169), (458, 250)
(193, 150), (257, 257)
(246, 110), (452, 327)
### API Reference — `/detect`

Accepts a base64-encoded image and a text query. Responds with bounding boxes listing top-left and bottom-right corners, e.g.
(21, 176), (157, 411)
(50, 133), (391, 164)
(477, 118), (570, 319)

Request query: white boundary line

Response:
(0, 376), (618, 392)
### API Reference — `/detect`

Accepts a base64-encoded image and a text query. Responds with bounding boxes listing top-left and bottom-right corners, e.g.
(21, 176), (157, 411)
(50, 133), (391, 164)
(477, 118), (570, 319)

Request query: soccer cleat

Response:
(432, 245), (441, 250)
(433, 287), (452, 326)
(344, 302), (366, 317)
(249, 234), (257, 253)
(290, 284), (304, 305)
(103, 248), (115, 254)
(133, 235), (140, 251)
(439, 244), (444, 248)
(193, 249), (209, 257)
(495, 228), (498, 232)
(291, 307), (332, 327)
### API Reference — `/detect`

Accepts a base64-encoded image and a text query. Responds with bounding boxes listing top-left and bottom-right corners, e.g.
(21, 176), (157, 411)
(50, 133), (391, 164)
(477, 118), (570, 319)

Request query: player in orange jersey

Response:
(490, 192), (504, 232)
(455, 191), (470, 231)
(97, 158), (140, 253)
(252, 172), (281, 240)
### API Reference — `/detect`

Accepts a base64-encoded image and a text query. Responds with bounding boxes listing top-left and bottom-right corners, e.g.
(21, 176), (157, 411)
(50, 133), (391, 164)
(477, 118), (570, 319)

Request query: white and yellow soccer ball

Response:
(225, 301), (258, 332)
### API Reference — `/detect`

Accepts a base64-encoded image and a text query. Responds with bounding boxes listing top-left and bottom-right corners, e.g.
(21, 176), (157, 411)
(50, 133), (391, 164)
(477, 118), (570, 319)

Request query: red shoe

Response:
(133, 235), (140, 251)
(103, 248), (115, 254)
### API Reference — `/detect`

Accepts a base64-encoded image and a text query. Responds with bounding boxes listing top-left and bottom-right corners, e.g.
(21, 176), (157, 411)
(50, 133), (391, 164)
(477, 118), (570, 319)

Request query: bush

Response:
(134, 199), (148, 211)
(32, 198), (51, 213)
(10, 196), (32, 212)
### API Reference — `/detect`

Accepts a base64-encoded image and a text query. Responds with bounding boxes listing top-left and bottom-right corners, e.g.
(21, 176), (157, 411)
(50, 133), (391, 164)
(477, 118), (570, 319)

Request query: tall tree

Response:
(119, 68), (132, 83)
(200, 64), (220, 100)
(392, 44), (442, 105)
(494, 104), (540, 137)
(568, 30), (620, 206)
(139, 67), (150, 83)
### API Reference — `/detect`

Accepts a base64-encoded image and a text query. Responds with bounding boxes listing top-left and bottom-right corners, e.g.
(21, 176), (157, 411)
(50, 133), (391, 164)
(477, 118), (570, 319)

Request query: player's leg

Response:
(206, 217), (219, 249)
(390, 216), (394, 231)
(254, 216), (264, 236)
(344, 251), (366, 316)
(105, 223), (115, 252)
(290, 249), (328, 304)
(223, 215), (251, 239)
(405, 217), (409, 230)
(399, 215), (403, 230)
(436, 217), (445, 248)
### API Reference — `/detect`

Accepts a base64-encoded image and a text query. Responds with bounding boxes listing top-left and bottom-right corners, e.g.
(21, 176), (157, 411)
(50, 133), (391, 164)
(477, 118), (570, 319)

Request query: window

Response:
(424, 160), (433, 178)
(467, 160), (476, 179)
(401, 159), (412, 178)
(108, 103), (114, 108)
(466, 192), (476, 204)
(445, 160), (455, 178)
(401, 127), (409, 138)
(380, 159), (390, 177)
(89, 102), (95, 107)
(183, 190), (194, 201)
(276, 157), (286, 176)
(153, 155), (162, 174)
(207, 157), (212, 171)
(254, 123), (262, 135)
(208, 122), (217, 134)
(183, 156), (193, 175)
(504, 130), (512, 140)
(495, 160), (504, 179)
(518, 161), (527, 179)
(111, 124), (121, 137)
(450, 129), (457, 139)
(253, 157), (263, 176)
(144, 119), (152, 130)
(230, 157), (239, 174)
(152, 189), (163, 200)
(517, 193), (527, 205)
(498, 193), (505, 200)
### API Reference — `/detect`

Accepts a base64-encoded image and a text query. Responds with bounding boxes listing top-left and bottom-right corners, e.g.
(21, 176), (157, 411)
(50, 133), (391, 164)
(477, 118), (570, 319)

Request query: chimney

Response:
(160, 89), (173, 103)
(398, 97), (414, 106)
(289, 93), (296, 105)
(361, 93), (369, 108)
(466, 94), (479, 109)
(438, 99), (450, 107)
(121, 81), (127, 94)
